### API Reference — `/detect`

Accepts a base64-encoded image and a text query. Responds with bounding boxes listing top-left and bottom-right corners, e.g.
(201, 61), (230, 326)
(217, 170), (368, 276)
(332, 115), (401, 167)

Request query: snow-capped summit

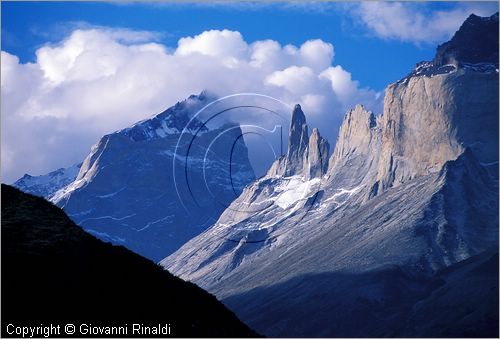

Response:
(121, 91), (214, 141)
(46, 92), (256, 261)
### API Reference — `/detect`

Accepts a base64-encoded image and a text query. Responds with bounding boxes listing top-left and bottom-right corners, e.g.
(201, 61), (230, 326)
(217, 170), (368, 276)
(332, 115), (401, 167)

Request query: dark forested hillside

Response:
(1, 184), (258, 338)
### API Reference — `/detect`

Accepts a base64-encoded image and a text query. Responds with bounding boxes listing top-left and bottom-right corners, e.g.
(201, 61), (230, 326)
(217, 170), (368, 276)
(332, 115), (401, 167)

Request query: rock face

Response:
(327, 104), (381, 192)
(375, 62), (499, 194)
(304, 128), (329, 180)
(49, 92), (255, 261)
(164, 13), (499, 337)
(163, 105), (331, 283)
(268, 104), (330, 179)
(284, 104), (309, 176)
(356, 12), (500, 196)
(13, 163), (82, 199)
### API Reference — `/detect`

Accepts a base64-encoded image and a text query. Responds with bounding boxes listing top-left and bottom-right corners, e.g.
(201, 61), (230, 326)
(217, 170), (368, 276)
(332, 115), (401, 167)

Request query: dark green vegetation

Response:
(1, 184), (258, 337)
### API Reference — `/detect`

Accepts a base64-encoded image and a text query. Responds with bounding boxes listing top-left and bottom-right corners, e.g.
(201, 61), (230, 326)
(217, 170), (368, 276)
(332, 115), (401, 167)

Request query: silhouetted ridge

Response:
(1, 185), (259, 338)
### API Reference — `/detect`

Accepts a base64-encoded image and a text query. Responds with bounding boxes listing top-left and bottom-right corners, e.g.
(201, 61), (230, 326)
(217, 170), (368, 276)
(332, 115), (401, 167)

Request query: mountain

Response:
(46, 92), (255, 261)
(163, 13), (499, 337)
(1, 184), (258, 337)
(434, 12), (499, 67)
(223, 249), (498, 337)
(13, 162), (82, 199)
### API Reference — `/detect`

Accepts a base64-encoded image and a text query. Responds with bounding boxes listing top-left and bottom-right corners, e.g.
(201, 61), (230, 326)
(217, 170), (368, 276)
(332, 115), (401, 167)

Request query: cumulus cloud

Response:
(350, 2), (498, 45)
(1, 27), (381, 183)
(177, 29), (247, 59)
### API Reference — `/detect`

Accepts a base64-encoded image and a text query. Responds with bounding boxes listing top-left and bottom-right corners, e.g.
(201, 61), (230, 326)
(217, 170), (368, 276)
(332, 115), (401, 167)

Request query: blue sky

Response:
(4, 1), (496, 90)
(1, 1), (498, 183)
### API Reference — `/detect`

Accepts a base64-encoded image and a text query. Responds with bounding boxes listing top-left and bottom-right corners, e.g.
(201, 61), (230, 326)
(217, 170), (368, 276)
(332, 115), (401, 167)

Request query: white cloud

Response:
(1, 27), (381, 183)
(298, 39), (334, 72)
(350, 2), (498, 45)
(320, 66), (358, 102)
(176, 29), (247, 59)
(266, 66), (317, 95)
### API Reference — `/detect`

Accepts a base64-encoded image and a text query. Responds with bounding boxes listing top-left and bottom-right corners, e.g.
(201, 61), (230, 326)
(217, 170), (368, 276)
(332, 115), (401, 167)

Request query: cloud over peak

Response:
(2, 27), (381, 183)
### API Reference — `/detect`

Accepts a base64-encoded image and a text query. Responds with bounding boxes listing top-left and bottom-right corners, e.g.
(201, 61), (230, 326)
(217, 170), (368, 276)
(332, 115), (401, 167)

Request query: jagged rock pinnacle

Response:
(304, 128), (330, 179)
(285, 104), (309, 176)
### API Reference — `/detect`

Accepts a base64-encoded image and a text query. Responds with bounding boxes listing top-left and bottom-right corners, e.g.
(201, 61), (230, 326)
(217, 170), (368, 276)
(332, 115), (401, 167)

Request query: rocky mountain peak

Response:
(46, 92), (255, 261)
(291, 104), (305, 120)
(122, 91), (215, 142)
(371, 12), (499, 194)
(325, 104), (381, 190)
(164, 13), (498, 338)
(325, 13), (498, 197)
(400, 13), (498, 82)
(304, 128), (330, 180)
(329, 105), (379, 167)
(13, 163), (82, 199)
(434, 12), (499, 67)
(267, 104), (329, 178)
(285, 104), (309, 176)
(289, 104), (308, 145)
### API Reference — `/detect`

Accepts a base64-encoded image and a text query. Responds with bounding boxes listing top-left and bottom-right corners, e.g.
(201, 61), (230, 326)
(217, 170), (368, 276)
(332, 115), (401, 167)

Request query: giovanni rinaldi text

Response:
(6, 323), (172, 337)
